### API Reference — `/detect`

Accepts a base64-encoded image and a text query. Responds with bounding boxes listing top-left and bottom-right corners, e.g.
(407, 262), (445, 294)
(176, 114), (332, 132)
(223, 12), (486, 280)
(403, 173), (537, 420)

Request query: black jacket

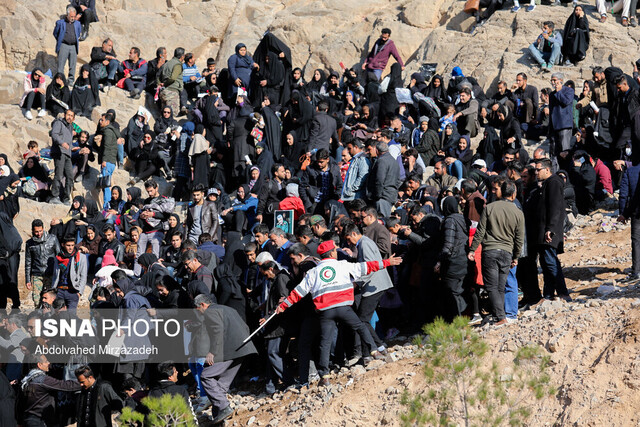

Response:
(299, 160), (343, 209)
(202, 303), (258, 362)
(535, 174), (566, 249)
(439, 213), (468, 274)
(98, 238), (125, 262)
(18, 372), (81, 421)
(260, 269), (292, 339)
(256, 178), (286, 216)
(25, 232), (60, 283)
(367, 151), (400, 204)
(213, 263), (246, 321)
(76, 381), (123, 427)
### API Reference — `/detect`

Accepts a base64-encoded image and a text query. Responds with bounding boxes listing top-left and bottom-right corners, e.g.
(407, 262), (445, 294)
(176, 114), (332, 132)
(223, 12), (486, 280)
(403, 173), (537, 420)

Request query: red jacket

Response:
(278, 196), (305, 220)
(366, 39), (404, 70)
(593, 159), (613, 194)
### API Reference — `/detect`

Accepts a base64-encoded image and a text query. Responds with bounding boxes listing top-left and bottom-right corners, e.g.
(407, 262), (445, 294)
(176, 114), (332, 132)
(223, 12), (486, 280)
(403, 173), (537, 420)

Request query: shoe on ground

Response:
(24, 110), (33, 120)
(37, 108), (46, 118)
(318, 377), (330, 387)
(494, 319), (508, 326)
(623, 17), (629, 27)
(600, 14), (607, 23)
(558, 294), (572, 302)
(346, 356), (361, 367)
(371, 350), (386, 361)
(193, 396), (212, 413)
(526, 4), (536, 11)
(506, 317), (518, 324)
(74, 175), (83, 183)
(103, 84), (111, 95)
(468, 314), (483, 325)
(631, 17), (638, 27)
(564, 60), (573, 66)
(511, 5), (521, 12)
(265, 382), (276, 395)
(543, 64), (553, 73)
(210, 405), (233, 424)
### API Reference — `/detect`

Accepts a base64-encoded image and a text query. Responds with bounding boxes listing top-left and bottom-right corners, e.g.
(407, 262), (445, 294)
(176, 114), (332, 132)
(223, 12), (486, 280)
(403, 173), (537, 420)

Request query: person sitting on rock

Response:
(528, 21), (563, 73)
(89, 38), (119, 92)
(20, 68), (47, 120)
(120, 46), (147, 99)
(562, 5), (589, 66)
(476, 0), (507, 26)
(453, 87), (479, 137)
(70, 0), (98, 41)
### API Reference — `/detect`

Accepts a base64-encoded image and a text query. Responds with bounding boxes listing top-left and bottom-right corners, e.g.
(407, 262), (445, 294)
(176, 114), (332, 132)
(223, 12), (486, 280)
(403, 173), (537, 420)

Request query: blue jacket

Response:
(619, 164), (640, 219)
(52, 18), (82, 53)
(549, 86), (574, 131)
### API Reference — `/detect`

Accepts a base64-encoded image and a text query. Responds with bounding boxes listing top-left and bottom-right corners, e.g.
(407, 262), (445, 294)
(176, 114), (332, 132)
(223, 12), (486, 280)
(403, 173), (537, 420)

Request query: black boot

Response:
(79, 24), (88, 41)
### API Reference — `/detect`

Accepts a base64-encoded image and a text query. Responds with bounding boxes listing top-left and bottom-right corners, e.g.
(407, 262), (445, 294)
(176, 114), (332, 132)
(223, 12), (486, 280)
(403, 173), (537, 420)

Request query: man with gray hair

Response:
(53, 6), (82, 86)
(366, 139), (400, 218)
(268, 227), (293, 269)
(0, 314), (29, 381)
(158, 47), (186, 116)
(548, 72), (575, 171)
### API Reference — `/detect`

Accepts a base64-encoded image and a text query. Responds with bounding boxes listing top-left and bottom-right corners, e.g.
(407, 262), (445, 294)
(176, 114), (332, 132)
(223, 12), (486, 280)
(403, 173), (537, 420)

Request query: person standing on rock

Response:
(50, 109), (76, 205)
(362, 28), (404, 81)
(533, 158), (572, 302)
(469, 180), (524, 326)
(70, 0), (98, 41)
(94, 113), (120, 207)
(25, 219), (60, 307)
(276, 240), (402, 386)
(157, 47), (186, 116)
(617, 161), (640, 281)
(53, 6), (82, 87)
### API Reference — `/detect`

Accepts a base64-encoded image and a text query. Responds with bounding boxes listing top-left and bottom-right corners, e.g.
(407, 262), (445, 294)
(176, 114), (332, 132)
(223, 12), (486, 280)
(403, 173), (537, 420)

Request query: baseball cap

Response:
(309, 215), (324, 226)
(317, 240), (336, 255)
(207, 188), (220, 196)
(472, 159), (487, 168)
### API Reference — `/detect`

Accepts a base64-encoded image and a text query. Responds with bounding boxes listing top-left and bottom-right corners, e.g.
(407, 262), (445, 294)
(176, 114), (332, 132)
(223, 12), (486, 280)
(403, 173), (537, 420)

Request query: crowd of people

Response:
(4, 1), (640, 425)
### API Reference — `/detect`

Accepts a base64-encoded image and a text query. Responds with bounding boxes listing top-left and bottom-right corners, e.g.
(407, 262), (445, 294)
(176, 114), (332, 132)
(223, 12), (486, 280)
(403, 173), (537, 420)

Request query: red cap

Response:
(317, 240), (336, 256)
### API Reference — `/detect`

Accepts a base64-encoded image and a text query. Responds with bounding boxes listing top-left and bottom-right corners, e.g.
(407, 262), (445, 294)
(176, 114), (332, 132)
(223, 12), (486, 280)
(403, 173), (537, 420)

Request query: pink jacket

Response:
(365, 39), (404, 70)
(20, 74), (46, 108)
(593, 159), (613, 194)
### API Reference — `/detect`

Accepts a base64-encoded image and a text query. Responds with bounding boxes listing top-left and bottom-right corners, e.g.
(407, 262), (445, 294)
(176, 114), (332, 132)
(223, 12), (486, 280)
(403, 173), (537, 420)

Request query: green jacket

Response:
(470, 199), (524, 259)
(99, 124), (119, 165)
(158, 57), (183, 92)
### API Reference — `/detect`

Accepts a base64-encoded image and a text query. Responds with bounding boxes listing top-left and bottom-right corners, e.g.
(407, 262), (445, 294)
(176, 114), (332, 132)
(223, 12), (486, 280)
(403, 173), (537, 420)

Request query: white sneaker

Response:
(24, 110), (33, 120)
(506, 317), (518, 324)
(37, 109), (46, 118)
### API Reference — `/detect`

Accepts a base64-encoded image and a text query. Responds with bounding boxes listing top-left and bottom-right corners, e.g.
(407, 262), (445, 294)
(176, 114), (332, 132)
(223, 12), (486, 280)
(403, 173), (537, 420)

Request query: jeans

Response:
(505, 265), (518, 319)
(188, 357), (207, 397)
(52, 154), (73, 200)
(117, 143), (125, 164)
(106, 59), (119, 81)
(481, 249), (512, 320)
(134, 231), (163, 275)
(447, 160), (464, 180)
(266, 337), (286, 386)
(57, 43), (77, 84)
(57, 288), (79, 311)
(632, 218), (640, 274)
(368, 68), (382, 81)
(102, 162), (115, 205)
(528, 42), (561, 67)
(317, 306), (376, 377)
(538, 246), (569, 297)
